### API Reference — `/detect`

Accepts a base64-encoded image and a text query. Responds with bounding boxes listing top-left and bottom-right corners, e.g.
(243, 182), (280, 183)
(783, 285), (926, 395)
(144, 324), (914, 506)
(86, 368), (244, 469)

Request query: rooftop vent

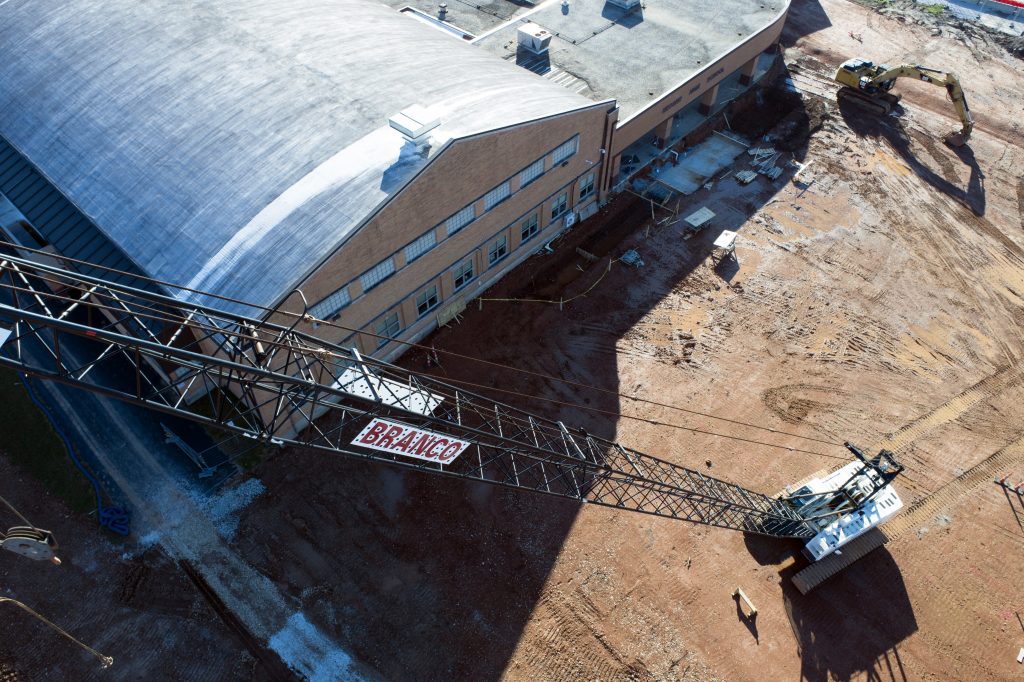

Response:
(388, 105), (441, 150)
(605, 0), (642, 10)
(517, 23), (552, 54)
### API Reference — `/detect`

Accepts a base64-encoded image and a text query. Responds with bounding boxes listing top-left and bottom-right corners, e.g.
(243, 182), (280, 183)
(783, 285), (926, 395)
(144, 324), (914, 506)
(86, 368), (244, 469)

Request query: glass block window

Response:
(453, 258), (475, 290)
(551, 192), (569, 220)
(520, 158), (545, 187)
(375, 312), (401, 348)
(309, 286), (351, 321)
(520, 213), (539, 243)
(484, 181), (511, 211)
(446, 204), (475, 235)
(360, 258), (395, 292)
(552, 135), (579, 164)
(416, 285), (439, 317)
(404, 231), (436, 263)
(579, 172), (595, 199)
(488, 235), (508, 265)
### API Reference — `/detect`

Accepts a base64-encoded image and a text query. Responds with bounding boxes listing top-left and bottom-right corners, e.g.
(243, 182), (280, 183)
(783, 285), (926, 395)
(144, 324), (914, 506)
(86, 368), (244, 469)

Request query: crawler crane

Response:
(834, 58), (973, 146)
(0, 244), (904, 592)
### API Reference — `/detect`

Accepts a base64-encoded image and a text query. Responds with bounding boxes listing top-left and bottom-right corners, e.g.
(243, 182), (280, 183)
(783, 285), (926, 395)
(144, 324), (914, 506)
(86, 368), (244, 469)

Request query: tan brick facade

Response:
(283, 102), (613, 359)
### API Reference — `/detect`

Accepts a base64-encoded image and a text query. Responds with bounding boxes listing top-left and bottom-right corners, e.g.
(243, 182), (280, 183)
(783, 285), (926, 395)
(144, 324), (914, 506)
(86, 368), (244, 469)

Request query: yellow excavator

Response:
(834, 59), (973, 147)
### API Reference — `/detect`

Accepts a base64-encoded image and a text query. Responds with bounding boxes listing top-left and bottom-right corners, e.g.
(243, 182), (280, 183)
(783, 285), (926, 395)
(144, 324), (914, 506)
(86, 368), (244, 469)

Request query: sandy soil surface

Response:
(5, 0), (1024, 679)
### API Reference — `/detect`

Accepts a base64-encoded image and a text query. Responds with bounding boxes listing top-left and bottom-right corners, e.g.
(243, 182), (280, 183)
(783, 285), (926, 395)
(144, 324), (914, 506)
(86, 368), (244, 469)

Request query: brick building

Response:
(0, 0), (789, 361)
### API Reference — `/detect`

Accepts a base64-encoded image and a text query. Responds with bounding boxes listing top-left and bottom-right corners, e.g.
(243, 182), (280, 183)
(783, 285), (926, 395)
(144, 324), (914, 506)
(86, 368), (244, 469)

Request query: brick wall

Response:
(282, 102), (612, 358)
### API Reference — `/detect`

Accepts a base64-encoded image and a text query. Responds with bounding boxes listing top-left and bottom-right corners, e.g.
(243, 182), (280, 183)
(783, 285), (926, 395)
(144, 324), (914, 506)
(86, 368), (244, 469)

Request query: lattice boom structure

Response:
(0, 247), (815, 539)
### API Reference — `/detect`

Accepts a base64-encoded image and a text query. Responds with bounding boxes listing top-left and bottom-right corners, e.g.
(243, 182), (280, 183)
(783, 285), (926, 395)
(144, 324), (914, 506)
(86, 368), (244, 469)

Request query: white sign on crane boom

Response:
(352, 418), (470, 464)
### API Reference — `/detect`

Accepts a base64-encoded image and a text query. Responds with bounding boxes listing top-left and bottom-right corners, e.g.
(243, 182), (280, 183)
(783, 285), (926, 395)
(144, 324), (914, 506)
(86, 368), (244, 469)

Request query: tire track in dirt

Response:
(876, 163), (1024, 364)
(1018, 177), (1024, 231)
(884, 434), (1024, 541)
(872, 365), (1022, 453)
(516, 589), (651, 682)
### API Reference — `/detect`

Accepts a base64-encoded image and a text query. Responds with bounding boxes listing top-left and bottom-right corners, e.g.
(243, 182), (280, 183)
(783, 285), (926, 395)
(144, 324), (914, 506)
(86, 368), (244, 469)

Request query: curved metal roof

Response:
(0, 0), (597, 312)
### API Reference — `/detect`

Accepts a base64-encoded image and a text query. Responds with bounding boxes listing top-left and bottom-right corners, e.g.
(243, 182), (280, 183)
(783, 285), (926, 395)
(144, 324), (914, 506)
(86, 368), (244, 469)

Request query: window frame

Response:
(488, 234), (508, 266)
(550, 192), (569, 220)
(552, 136), (579, 165)
(579, 172), (595, 200)
(453, 258), (475, 291)
(519, 158), (545, 187)
(375, 312), (402, 348)
(446, 204), (476, 236)
(309, 286), (351, 321)
(484, 181), (511, 211)
(360, 258), (395, 292)
(520, 213), (540, 244)
(416, 284), (440, 317)
(404, 230), (437, 263)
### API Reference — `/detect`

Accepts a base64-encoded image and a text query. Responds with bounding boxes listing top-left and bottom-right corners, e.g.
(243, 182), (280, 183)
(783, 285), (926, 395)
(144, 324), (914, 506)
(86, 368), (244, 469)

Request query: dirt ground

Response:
(5, 0), (1024, 679)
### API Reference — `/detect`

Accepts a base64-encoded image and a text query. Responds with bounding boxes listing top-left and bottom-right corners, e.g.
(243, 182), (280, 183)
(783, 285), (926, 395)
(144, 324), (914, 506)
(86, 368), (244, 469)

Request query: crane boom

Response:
(0, 243), (903, 568)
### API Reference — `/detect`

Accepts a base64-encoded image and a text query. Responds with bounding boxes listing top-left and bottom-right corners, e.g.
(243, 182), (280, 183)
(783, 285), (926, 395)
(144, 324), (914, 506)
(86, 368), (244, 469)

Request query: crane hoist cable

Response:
(0, 597), (112, 668)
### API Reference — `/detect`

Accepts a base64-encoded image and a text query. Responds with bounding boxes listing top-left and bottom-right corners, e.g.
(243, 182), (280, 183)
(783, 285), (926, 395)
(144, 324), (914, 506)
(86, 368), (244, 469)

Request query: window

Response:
(488, 235), (508, 265)
(552, 136), (579, 165)
(579, 172), (595, 200)
(405, 231), (436, 263)
(484, 181), (511, 210)
(520, 158), (545, 187)
(416, 285), (439, 317)
(453, 258), (475, 290)
(520, 213), (539, 243)
(309, 286), (351, 321)
(375, 312), (401, 348)
(446, 204), (475, 235)
(551, 192), (568, 220)
(360, 258), (395, 292)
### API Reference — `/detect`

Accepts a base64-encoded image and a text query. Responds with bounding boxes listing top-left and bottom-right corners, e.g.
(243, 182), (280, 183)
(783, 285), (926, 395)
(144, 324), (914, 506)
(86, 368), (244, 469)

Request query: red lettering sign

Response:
(352, 418), (470, 464)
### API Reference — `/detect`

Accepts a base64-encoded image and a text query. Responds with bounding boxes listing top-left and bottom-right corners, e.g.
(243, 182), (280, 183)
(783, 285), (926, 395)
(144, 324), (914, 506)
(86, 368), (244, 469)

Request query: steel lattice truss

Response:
(0, 248), (816, 539)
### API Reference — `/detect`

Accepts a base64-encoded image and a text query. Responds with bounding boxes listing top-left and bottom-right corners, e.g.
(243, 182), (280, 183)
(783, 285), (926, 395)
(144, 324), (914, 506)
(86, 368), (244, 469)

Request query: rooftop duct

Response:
(388, 105), (441, 150)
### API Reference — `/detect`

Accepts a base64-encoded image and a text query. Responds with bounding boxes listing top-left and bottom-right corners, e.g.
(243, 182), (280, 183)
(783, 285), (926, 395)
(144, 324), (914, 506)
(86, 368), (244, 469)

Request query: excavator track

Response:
(836, 87), (901, 117)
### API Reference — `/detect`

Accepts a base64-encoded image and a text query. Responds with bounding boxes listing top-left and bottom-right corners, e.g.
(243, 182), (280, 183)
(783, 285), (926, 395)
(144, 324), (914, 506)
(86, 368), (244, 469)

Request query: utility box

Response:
(517, 23), (552, 54)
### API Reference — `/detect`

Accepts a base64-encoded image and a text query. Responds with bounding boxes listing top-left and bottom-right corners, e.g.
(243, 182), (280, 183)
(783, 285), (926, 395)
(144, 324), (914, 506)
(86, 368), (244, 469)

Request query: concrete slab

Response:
(653, 132), (749, 195)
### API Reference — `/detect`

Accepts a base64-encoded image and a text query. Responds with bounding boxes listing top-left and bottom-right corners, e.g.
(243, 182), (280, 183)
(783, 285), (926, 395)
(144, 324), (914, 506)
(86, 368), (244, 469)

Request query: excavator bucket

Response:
(944, 130), (970, 148)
